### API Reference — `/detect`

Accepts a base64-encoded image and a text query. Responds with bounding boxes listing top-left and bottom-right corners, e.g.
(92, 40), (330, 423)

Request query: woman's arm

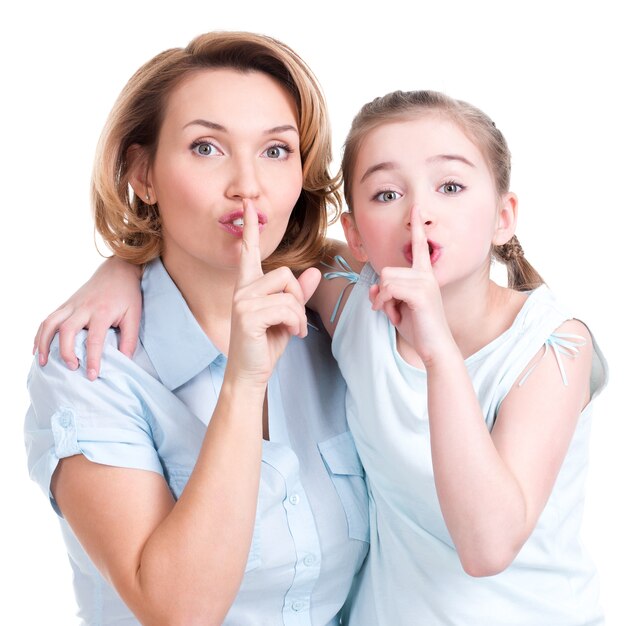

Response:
(41, 204), (321, 624)
(34, 237), (356, 376)
(34, 256), (142, 379)
(52, 373), (265, 625)
(308, 239), (364, 337)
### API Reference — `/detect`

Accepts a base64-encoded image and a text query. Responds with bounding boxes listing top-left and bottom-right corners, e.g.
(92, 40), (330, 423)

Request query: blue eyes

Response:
(373, 182), (464, 203)
(190, 141), (293, 159)
(264, 144), (293, 159)
(439, 181), (464, 194)
(191, 141), (218, 156)
(374, 190), (401, 202)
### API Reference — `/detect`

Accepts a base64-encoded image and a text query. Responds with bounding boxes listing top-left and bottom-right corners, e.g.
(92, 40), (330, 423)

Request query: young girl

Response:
(320, 90), (608, 625)
(34, 90), (607, 625)
(25, 32), (369, 625)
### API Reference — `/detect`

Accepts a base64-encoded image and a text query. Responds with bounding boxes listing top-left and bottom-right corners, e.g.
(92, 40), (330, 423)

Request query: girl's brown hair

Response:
(92, 31), (340, 271)
(341, 89), (543, 291)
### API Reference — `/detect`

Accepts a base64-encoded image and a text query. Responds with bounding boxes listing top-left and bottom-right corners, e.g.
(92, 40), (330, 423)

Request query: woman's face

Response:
(147, 68), (303, 274)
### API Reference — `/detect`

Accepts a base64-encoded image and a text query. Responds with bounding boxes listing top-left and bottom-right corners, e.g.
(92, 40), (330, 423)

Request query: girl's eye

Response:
(263, 144), (293, 159)
(191, 141), (219, 157)
(374, 190), (401, 202)
(439, 181), (464, 194)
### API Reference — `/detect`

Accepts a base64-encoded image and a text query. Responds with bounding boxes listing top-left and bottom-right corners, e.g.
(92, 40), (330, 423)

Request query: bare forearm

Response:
(426, 351), (528, 576)
(128, 379), (265, 624)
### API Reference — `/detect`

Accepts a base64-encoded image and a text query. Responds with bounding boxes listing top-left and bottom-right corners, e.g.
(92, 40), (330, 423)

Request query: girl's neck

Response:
(162, 252), (237, 355)
(441, 278), (526, 359)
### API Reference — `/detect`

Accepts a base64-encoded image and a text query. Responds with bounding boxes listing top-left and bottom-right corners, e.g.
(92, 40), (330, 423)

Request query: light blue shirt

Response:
(25, 258), (369, 626)
(333, 264), (607, 626)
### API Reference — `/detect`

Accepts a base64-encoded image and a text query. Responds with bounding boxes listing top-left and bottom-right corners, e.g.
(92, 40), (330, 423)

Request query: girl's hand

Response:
(33, 258), (142, 380)
(369, 205), (453, 365)
(226, 200), (321, 387)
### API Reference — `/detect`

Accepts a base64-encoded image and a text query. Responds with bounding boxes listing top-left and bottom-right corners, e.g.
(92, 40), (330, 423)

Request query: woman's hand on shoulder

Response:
(34, 257), (143, 380)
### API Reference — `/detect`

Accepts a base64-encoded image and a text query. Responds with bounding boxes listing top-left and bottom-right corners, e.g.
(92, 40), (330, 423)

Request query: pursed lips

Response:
(219, 209), (268, 236)
(403, 240), (441, 265)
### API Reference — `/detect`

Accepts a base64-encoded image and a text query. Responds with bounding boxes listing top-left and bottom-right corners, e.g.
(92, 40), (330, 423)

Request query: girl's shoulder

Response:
(309, 240), (365, 336)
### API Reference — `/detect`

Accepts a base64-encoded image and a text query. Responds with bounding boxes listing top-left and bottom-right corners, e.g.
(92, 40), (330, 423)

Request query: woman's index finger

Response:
(238, 199), (263, 285)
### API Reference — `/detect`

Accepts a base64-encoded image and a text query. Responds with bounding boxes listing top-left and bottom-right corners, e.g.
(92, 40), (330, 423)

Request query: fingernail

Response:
(65, 360), (78, 371)
(87, 368), (98, 381)
(39, 354), (46, 366)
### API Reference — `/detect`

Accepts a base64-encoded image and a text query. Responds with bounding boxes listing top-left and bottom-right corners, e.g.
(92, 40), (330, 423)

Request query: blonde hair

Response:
(341, 90), (543, 291)
(92, 31), (340, 271)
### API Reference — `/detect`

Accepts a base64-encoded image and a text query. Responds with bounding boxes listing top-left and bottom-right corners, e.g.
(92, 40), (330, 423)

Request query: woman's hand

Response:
(226, 200), (321, 387)
(33, 257), (142, 380)
(369, 205), (454, 366)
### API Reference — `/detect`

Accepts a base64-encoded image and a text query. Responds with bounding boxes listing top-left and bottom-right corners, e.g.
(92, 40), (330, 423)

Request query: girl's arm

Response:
(425, 319), (591, 576)
(34, 256), (142, 379)
(39, 203), (320, 623)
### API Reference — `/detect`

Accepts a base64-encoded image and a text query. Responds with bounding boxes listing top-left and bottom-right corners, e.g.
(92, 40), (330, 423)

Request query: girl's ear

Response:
(127, 144), (156, 204)
(341, 212), (369, 262)
(492, 192), (518, 246)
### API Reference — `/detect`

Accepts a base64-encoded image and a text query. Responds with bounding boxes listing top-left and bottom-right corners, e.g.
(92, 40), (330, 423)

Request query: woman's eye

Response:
(374, 190), (401, 202)
(191, 141), (218, 157)
(263, 144), (292, 159)
(439, 182), (464, 194)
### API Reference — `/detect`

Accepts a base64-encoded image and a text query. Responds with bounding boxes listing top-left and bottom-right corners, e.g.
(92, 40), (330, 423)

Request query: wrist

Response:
(422, 334), (463, 371)
(221, 370), (268, 403)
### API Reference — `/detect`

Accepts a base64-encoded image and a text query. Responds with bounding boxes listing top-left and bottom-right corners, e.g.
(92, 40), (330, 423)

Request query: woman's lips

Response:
(403, 240), (441, 265)
(218, 210), (267, 237)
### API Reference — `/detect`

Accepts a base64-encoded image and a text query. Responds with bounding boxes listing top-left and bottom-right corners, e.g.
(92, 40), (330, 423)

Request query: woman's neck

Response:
(162, 252), (237, 355)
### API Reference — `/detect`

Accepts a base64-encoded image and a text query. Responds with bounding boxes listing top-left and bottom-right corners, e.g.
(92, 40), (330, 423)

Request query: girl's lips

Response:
(218, 210), (267, 237)
(403, 240), (441, 265)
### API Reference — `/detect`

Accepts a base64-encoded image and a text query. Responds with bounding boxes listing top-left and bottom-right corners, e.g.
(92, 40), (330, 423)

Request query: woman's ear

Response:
(127, 144), (156, 204)
(341, 212), (369, 263)
(493, 192), (518, 246)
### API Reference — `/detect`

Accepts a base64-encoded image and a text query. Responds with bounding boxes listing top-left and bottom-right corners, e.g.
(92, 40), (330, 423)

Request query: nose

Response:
(406, 204), (433, 228)
(225, 154), (261, 200)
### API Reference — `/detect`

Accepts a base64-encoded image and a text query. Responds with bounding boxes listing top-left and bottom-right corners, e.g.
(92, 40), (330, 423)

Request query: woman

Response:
(25, 31), (368, 625)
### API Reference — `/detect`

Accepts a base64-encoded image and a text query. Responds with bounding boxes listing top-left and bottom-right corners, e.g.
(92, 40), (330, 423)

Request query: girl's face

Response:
(140, 68), (303, 274)
(343, 114), (516, 289)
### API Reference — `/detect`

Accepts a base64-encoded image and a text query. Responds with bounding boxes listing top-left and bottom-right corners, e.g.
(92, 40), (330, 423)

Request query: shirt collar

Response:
(139, 258), (221, 390)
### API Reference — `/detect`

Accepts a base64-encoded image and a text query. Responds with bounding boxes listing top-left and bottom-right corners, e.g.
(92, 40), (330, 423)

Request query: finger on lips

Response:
(239, 199), (263, 285)
(410, 205), (431, 270)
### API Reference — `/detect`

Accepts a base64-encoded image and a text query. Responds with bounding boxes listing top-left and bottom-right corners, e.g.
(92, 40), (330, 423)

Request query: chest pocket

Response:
(167, 466), (262, 572)
(318, 432), (370, 543)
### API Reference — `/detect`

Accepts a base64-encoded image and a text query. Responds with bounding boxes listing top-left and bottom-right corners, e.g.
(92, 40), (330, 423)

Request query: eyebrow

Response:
(183, 119), (298, 135)
(360, 161), (398, 183)
(426, 154), (476, 167)
(359, 153), (476, 184)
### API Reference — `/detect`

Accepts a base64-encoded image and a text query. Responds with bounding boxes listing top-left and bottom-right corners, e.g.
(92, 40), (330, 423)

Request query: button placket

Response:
(278, 455), (321, 625)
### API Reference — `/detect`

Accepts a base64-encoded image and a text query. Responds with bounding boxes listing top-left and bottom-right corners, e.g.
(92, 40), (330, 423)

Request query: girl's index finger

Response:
(410, 205), (431, 271)
(238, 199), (263, 285)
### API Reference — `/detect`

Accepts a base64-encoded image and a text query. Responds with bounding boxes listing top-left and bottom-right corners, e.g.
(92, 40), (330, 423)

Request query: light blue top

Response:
(25, 258), (369, 626)
(331, 263), (608, 626)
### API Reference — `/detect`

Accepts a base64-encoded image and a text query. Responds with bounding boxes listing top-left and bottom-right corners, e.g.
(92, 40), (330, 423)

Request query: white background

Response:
(2, 1), (624, 623)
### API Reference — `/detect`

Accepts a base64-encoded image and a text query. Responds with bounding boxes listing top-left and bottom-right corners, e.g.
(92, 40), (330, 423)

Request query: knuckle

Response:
(277, 266), (294, 282)
(58, 320), (75, 334)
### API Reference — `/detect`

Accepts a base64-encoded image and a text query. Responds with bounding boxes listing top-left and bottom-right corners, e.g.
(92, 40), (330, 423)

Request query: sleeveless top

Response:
(331, 262), (608, 626)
